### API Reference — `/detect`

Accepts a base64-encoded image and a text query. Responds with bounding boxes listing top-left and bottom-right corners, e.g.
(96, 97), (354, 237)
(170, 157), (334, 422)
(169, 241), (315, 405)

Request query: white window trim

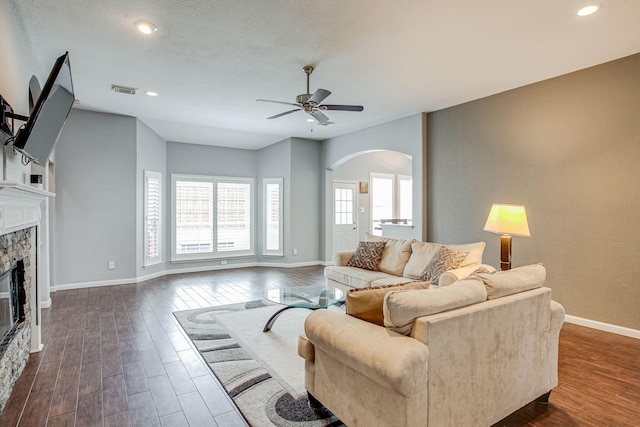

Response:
(171, 174), (254, 262)
(398, 174), (413, 223)
(263, 177), (284, 257)
(144, 170), (162, 267)
(370, 172), (395, 234)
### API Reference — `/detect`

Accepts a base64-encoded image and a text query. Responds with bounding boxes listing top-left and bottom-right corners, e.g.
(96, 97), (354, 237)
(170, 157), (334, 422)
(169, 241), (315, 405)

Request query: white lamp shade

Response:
(484, 204), (531, 237)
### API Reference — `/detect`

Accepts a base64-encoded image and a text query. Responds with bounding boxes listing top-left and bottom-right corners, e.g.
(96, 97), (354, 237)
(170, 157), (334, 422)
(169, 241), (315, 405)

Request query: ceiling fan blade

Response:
(257, 99), (300, 107)
(309, 110), (331, 124)
(320, 104), (364, 112)
(267, 109), (301, 119)
(308, 89), (331, 105)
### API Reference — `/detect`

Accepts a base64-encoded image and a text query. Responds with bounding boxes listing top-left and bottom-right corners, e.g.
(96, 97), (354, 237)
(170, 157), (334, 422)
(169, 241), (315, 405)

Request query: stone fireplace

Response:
(0, 183), (49, 415)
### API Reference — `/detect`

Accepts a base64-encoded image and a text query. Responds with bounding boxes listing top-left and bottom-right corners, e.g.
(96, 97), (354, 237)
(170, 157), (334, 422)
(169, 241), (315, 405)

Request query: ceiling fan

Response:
(257, 65), (364, 126)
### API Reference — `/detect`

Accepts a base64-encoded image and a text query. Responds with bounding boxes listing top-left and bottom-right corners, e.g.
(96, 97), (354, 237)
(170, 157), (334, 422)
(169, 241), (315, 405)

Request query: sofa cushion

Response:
(383, 278), (487, 335)
(365, 233), (413, 276)
(446, 241), (486, 267)
(403, 241), (486, 279)
(403, 241), (441, 279)
(325, 266), (399, 289)
(419, 246), (468, 284)
(475, 263), (546, 299)
(347, 241), (386, 271)
(346, 281), (431, 326)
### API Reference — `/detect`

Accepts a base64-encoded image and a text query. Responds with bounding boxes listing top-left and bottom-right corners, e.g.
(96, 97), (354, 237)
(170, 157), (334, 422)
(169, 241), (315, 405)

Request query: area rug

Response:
(173, 301), (344, 427)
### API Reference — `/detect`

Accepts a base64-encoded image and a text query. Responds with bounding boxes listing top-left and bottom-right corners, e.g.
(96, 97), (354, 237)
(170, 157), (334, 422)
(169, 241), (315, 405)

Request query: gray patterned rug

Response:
(173, 301), (343, 427)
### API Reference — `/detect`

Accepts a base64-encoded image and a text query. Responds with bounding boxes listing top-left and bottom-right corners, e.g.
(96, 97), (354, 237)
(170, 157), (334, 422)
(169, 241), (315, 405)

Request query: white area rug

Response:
(173, 301), (344, 427)
(213, 304), (310, 396)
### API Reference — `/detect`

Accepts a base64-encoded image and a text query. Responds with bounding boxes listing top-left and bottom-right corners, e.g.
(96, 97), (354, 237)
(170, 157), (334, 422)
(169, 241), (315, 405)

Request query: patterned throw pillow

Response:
(419, 246), (469, 285)
(347, 241), (386, 271)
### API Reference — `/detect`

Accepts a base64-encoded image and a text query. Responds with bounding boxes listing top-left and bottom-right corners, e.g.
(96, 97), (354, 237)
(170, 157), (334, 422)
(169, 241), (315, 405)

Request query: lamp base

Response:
(500, 235), (512, 271)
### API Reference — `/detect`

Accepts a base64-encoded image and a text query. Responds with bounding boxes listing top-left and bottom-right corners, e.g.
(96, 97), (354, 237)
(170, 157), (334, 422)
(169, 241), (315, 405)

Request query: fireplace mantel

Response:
(0, 181), (55, 236)
(0, 181), (54, 356)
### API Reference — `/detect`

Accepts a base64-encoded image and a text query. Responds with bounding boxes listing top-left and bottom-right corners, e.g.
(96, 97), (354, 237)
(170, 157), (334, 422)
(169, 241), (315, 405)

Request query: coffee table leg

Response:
(263, 306), (294, 332)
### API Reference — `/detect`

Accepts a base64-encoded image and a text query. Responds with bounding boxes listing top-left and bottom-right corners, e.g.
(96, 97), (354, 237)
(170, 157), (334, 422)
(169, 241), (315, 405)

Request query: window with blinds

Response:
(263, 178), (283, 256)
(171, 174), (254, 261)
(144, 170), (162, 266)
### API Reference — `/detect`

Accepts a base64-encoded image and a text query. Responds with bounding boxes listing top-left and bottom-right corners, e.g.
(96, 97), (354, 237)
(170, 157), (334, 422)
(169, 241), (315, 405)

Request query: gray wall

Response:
(321, 113), (426, 260)
(136, 120), (167, 277)
(290, 138), (322, 262)
(427, 53), (640, 330)
(55, 109), (137, 285)
(333, 151), (412, 241)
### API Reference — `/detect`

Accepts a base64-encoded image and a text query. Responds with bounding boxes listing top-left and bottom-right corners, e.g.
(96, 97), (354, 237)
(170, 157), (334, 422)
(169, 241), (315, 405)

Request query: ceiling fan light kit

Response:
(257, 65), (363, 126)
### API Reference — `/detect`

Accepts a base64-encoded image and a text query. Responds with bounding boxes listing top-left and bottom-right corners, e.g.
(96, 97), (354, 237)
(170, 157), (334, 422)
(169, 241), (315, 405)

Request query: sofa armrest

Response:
(333, 250), (355, 266)
(304, 309), (429, 397)
(439, 263), (496, 287)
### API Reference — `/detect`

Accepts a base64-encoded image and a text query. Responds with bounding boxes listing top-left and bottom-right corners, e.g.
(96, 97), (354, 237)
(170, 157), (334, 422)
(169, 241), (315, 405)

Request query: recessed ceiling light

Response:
(135, 20), (158, 35)
(145, 91), (159, 97)
(576, 5), (600, 17)
(306, 118), (314, 122)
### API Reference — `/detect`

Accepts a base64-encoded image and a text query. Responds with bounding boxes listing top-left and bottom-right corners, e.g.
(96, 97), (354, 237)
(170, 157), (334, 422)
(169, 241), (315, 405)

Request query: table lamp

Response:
(483, 204), (530, 270)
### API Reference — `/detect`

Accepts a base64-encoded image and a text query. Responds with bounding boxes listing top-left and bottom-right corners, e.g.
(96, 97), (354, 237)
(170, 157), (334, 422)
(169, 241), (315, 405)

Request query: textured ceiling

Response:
(8, 0), (640, 149)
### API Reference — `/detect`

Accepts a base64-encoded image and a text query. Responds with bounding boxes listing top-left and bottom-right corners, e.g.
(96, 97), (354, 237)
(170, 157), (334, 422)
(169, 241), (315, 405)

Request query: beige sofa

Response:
(325, 233), (492, 291)
(299, 264), (565, 427)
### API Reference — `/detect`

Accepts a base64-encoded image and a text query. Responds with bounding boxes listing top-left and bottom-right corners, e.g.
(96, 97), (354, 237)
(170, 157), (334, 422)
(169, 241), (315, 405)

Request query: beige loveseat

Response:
(325, 233), (492, 291)
(299, 264), (565, 427)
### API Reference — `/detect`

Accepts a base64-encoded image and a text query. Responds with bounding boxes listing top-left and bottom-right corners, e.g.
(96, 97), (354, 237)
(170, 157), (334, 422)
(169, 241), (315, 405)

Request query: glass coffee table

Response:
(262, 286), (345, 332)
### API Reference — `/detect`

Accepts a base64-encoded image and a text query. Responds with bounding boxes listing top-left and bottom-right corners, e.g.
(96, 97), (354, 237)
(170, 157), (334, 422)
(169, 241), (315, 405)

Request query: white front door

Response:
(333, 181), (358, 253)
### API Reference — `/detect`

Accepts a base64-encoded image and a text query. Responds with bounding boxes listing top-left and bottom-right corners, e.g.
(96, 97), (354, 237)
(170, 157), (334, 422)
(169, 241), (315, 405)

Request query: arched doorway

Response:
(330, 150), (412, 253)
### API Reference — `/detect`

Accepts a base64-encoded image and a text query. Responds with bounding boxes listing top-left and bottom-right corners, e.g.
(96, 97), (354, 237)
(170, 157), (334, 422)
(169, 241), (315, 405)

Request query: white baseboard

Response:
(40, 298), (52, 308)
(51, 261), (325, 292)
(564, 314), (640, 340)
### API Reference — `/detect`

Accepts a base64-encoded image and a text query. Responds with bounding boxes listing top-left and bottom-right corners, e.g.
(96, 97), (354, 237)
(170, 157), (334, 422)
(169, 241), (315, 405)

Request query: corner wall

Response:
(136, 120), (167, 278)
(427, 53), (640, 330)
(54, 109), (137, 285)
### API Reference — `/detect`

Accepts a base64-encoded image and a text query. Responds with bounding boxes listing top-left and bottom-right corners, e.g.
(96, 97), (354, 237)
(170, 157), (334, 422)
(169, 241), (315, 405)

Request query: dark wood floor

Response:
(1, 266), (639, 426)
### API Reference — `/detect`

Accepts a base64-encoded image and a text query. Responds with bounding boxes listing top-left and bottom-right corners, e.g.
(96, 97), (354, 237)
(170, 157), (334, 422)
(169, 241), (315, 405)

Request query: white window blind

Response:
(144, 170), (162, 266)
(217, 181), (251, 252)
(263, 178), (283, 256)
(175, 179), (214, 255)
(171, 174), (254, 261)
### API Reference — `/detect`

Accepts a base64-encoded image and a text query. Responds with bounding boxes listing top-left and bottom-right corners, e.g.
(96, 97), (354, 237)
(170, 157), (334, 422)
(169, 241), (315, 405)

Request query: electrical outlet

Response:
(221, 260), (228, 265)
(293, 248), (298, 255)
(108, 260), (115, 270)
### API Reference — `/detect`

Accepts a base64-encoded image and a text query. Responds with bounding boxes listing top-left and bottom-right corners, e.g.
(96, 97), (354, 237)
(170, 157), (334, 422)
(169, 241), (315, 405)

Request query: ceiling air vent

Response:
(111, 84), (137, 95)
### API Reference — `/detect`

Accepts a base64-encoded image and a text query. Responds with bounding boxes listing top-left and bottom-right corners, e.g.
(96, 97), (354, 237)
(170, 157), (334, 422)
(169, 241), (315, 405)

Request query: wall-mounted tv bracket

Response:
(1, 95), (28, 145)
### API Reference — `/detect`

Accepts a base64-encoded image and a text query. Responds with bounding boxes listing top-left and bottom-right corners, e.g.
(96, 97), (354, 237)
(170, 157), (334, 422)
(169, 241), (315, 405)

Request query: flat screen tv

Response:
(13, 52), (74, 166)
